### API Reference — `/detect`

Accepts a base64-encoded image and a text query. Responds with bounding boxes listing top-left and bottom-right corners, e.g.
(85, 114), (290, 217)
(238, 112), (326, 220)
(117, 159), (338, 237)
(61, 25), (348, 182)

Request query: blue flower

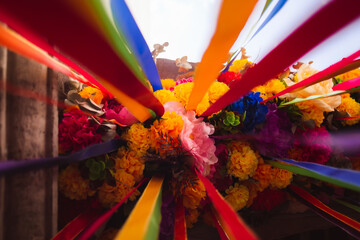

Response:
(230, 91), (268, 132)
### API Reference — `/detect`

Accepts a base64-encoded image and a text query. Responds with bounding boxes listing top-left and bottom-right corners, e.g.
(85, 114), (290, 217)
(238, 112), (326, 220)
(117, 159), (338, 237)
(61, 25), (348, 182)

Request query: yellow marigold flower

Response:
(253, 79), (286, 100)
(227, 142), (258, 181)
(296, 101), (325, 127)
(269, 168), (293, 189)
(122, 123), (151, 154)
(116, 149), (145, 182)
(173, 82), (210, 116)
(337, 68), (360, 82)
(154, 89), (179, 105)
(225, 183), (249, 211)
(79, 86), (104, 104)
(182, 178), (206, 209)
(336, 94), (360, 125)
(150, 110), (184, 155)
(208, 81), (229, 103)
(229, 59), (251, 73)
(59, 164), (95, 200)
(253, 164), (272, 191)
(161, 78), (176, 90)
(98, 169), (139, 207)
(185, 208), (200, 228)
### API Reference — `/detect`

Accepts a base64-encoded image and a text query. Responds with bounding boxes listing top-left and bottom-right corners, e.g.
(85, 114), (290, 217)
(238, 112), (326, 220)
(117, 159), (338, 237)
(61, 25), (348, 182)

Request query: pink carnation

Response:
(102, 98), (138, 126)
(59, 109), (102, 153)
(164, 101), (218, 176)
(169, 77), (193, 91)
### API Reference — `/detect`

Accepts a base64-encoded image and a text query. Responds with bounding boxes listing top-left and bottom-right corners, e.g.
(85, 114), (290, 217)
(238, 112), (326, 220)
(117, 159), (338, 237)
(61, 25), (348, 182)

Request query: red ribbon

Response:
(263, 51), (360, 103)
(195, 170), (257, 240)
(289, 185), (360, 231)
(52, 203), (103, 240)
(333, 76), (360, 91)
(77, 178), (148, 240)
(0, 0), (164, 116)
(201, 0), (360, 116)
(174, 199), (187, 240)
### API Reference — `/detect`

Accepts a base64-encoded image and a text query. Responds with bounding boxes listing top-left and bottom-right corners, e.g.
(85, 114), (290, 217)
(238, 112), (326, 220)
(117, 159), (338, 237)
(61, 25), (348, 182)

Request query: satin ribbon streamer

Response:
(289, 185), (360, 237)
(52, 204), (103, 240)
(174, 199), (187, 240)
(115, 177), (164, 240)
(187, 0), (257, 110)
(0, 139), (123, 176)
(263, 50), (360, 103)
(268, 158), (360, 192)
(333, 76), (360, 91)
(111, 0), (163, 91)
(77, 178), (148, 240)
(0, 0), (164, 121)
(195, 170), (258, 240)
(202, 0), (360, 116)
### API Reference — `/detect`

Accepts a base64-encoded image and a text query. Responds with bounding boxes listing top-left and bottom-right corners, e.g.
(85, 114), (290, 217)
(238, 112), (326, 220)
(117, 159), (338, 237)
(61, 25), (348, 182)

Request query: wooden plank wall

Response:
(0, 46), (61, 240)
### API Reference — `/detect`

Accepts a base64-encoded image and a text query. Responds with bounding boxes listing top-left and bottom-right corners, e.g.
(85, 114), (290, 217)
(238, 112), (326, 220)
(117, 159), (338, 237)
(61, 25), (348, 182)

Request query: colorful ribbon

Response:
(333, 76), (360, 91)
(195, 170), (258, 240)
(187, 0), (257, 110)
(289, 185), (360, 237)
(0, 0), (164, 120)
(268, 158), (360, 192)
(111, 0), (163, 91)
(202, 0), (360, 116)
(263, 50), (360, 103)
(115, 176), (164, 240)
(0, 24), (92, 86)
(174, 199), (187, 240)
(0, 139), (123, 176)
(77, 178), (148, 240)
(52, 203), (103, 240)
(209, 206), (230, 240)
(249, 0), (288, 42)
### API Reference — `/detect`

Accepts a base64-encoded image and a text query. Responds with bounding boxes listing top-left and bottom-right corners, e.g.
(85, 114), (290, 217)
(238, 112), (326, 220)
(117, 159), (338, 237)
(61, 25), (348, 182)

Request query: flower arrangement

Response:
(58, 58), (360, 238)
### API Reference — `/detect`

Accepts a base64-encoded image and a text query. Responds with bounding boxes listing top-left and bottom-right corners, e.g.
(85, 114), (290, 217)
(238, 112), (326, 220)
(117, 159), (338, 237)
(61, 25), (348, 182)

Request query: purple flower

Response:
(255, 103), (293, 158)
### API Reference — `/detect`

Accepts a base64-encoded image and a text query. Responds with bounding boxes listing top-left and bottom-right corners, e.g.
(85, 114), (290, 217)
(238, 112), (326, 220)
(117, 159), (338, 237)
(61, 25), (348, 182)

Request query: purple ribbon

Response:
(0, 139), (123, 176)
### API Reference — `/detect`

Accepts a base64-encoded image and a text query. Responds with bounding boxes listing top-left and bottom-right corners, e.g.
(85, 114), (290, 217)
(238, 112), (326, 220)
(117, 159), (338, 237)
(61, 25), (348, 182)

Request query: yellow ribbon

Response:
(187, 0), (257, 110)
(115, 177), (164, 240)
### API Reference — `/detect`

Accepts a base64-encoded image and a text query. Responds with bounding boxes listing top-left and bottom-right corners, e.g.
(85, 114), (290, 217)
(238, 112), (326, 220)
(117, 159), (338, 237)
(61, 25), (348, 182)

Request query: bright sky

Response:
(125, 0), (360, 70)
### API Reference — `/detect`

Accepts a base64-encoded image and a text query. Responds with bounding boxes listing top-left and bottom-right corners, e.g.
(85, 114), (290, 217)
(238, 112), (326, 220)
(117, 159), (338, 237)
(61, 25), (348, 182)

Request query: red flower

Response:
(217, 71), (241, 86)
(59, 109), (102, 153)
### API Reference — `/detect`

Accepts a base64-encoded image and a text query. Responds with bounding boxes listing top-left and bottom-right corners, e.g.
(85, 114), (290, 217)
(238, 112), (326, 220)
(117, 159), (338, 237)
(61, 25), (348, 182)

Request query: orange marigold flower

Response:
(337, 68), (360, 82)
(252, 79), (286, 100)
(225, 183), (249, 211)
(79, 86), (104, 104)
(296, 101), (325, 127)
(161, 78), (176, 90)
(253, 164), (272, 191)
(150, 110), (184, 156)
(336, 94), (360, 125)
(269, 168), (293, 189)
(59, 164), (95, 200)
(243, 181), (259, 208)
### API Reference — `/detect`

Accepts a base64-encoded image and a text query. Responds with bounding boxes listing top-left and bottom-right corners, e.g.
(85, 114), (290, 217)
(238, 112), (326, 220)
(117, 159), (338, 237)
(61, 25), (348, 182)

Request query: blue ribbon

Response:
(111, 0), (163, 91)
(0, 139), (123, 176)
(250, 0), (288, 41)
(274, 158), (360, 190)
